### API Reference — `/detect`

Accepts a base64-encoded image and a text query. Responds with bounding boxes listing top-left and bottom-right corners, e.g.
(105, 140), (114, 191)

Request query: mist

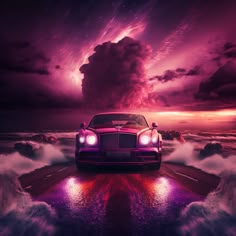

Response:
(164, 142), (236, 176)
(0, 144), (67, 236)
(179, 173), (236, 236)
(164, 141), (236, 236)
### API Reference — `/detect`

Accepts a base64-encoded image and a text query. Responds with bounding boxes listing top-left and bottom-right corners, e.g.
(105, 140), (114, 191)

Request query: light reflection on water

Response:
(128, 173), (174, 225)
(63, 174), (173, 221)
(152, 177), (172, 212)
(35, 170), (203, 236)
(62, 175), (110, 224)
(64, 177), (94, 210)
(153, 177), (171, 202)
(65, 177), (83, 207)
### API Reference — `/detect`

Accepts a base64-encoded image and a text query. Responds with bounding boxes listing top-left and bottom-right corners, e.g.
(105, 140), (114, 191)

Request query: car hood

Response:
(88, 127), (149, 135)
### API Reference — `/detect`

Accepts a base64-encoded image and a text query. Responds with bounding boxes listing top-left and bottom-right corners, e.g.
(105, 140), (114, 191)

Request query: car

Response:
(75, 113), (162, 169)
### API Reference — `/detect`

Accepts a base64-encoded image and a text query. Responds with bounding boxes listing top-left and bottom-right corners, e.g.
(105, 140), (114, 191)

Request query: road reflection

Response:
(65, 177), (84, 208)
(153, 177), (171, 201)
(36, 169), (202, 236)
(152, 177), (172, 212)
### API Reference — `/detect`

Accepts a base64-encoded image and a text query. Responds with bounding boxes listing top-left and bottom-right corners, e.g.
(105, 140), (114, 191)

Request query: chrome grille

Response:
(100, 133), (136, 148)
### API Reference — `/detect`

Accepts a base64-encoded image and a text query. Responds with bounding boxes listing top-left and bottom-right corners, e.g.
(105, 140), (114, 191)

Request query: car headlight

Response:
(139, 130), (160, 146)
(77, 130), (97, 146)
(139, 134), (151, 145)
(79, 136), (85, 143)
(139, 130), (152, 145)
(151, 130), (158, 144)
(86, 134), (97, 145)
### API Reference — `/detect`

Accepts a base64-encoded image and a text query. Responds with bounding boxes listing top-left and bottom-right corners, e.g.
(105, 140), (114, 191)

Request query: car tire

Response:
(76, 162), (82, 170)
(75, 158), (83, 170)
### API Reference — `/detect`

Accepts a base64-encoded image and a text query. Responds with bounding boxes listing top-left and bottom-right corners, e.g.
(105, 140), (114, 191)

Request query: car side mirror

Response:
(80, 122), (86, 129)
(152, 122), (158, 129)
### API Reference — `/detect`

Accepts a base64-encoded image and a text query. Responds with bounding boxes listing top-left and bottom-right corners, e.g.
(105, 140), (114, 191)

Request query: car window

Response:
(89, 114), (148, 129)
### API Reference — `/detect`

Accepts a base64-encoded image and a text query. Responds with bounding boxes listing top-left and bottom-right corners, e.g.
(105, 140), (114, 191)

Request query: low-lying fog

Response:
(0, 125), (236, 235)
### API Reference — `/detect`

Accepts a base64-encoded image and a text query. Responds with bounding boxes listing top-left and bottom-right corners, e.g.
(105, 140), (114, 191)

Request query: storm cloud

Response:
(149, 66), (201, 83)
(223, 42), (236, 59)
(0, 0), (235, 111)
(151, 70), (178, 83)
(196, 62), (236, 103)
(0, 39), (84, 109)
(0, 73), (82, 109)
(80, 37), (151, 109)
(0, 41), (50, 75)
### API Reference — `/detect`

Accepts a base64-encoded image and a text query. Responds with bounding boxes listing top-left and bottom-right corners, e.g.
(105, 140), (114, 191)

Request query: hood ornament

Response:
(115, 125), (122, 131)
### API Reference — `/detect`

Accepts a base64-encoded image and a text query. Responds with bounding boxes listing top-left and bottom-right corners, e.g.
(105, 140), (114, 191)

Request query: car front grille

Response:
(100, 133), (136, 148)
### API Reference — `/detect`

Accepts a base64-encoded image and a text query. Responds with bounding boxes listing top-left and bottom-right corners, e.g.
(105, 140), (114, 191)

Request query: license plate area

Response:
(106, 152), (131, 158)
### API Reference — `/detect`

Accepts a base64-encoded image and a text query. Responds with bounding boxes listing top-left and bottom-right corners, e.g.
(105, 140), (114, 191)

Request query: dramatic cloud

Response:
(0, 73), (83, 109)
(80, 37), (151, 109)
(196, 62), (236, 103)
(150, 70), (178, 83)
(147, 93), (170, 107)
(0, 41), (50, 75)
(0, 0), (236, 111)
(186, 66), (200, 76)
(149, 66), (201, 83)
(212, 41), (236, 67)
(223, 42), (236, 59)
(147, 64), (204, 109)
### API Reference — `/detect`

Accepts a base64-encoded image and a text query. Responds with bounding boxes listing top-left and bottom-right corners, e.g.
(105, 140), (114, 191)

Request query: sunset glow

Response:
(144, 109), (236, 130)
(153, 110), (236, 118)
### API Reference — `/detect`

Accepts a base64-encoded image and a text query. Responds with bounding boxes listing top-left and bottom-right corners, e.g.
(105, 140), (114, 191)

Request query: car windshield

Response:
(89, 114), (149, 129)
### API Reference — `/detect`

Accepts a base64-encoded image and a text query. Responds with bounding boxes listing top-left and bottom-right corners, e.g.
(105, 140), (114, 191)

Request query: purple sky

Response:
(0, 0), (236, 111)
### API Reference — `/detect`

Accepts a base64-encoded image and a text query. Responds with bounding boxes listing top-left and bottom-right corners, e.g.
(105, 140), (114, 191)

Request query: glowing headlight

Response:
(86, 134), (97, 145)
(79, 136), (85, 143)
(151, 135), (158, 143)
(140, 134), (151, 145)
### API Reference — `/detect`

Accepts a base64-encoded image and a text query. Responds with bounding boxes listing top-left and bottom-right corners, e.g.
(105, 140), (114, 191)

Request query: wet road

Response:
(19, 163), (220, 236)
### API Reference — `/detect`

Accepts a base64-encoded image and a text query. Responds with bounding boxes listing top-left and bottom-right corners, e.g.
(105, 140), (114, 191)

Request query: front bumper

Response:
(75, 147), (161, 166)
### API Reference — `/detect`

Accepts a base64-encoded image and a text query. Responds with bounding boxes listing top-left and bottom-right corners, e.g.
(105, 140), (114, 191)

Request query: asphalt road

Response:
(19, 162), (220, 236)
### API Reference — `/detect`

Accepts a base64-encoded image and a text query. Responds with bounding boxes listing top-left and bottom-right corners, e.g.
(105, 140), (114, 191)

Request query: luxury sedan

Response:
(75, 113), (162, 169)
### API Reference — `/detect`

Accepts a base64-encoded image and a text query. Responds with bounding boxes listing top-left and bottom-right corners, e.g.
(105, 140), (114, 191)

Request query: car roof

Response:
(93, 112), (144, 116)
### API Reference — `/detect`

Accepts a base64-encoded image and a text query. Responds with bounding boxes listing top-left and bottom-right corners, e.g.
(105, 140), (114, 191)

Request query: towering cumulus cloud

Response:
(80, 37), (151, 109)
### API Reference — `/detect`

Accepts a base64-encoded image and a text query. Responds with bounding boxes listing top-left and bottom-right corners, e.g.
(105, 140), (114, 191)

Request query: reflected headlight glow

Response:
(154, 177), (171, 201)
(65, 177), (82, 205)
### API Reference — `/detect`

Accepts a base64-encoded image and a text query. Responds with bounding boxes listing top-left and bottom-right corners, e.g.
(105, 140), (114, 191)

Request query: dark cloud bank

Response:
(0, 36), (236, 110)
(0, 43), (81, 109)
(149, 66), (200, 83)
(80, 37), (151, 109)
(196, 62), (236, 101)
(0, 0), (236, 111)
(194, 42), (236, 109)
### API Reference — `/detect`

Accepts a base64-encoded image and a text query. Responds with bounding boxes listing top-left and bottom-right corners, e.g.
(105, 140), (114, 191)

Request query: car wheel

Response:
(75, 158), (83, 170)
(76, 162), (82, 170)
